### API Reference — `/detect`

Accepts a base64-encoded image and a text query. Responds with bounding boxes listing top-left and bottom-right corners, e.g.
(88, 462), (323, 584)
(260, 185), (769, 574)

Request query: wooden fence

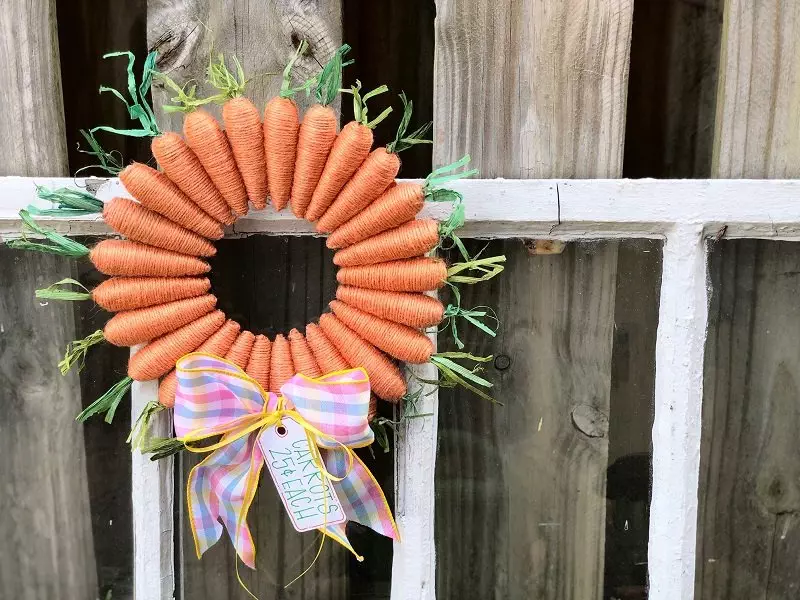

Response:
(0, 0), (798, 599)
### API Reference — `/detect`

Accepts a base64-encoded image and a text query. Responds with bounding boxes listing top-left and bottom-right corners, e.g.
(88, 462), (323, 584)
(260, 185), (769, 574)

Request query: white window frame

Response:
(3, 176), (800, 600)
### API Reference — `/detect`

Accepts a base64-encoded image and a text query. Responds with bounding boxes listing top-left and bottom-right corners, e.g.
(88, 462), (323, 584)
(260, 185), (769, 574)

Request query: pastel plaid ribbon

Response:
(173, 353), (399, 569)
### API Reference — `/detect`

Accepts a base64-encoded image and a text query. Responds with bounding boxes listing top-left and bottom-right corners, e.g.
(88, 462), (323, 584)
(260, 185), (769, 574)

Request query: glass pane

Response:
(0, 243), (133, 599)
(435, 239), (660, 599)
(177, 236), (393, 599)
(697, 240), (800, 599)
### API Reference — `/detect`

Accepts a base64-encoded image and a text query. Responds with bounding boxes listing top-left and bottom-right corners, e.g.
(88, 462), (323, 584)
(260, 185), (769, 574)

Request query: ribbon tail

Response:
(321, 522), (362, 561)
(187, 433), (264, 569)
(323, 448), (400, 542)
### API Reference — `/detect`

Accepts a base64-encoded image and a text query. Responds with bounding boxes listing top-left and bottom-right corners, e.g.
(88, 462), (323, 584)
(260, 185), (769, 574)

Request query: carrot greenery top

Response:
(314, 44), (352, 106)
(345, 80), (393, 129)
(6, 211), (90, 257)
(27, 185), (104, 217)
(206, 53), (248, 100)
(386, 92), (432, 154)
(280, 40), (312, 99)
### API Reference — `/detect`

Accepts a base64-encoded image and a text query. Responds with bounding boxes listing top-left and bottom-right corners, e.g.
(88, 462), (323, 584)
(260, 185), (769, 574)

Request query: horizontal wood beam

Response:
(2, 177), (800, 240)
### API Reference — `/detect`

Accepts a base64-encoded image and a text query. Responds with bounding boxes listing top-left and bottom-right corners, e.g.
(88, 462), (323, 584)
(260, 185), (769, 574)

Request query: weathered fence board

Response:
(433, 0), (634, 597)
(0, 2), (96, 599)
(712, 0), (800, 177)
(698, 240), (800, 599)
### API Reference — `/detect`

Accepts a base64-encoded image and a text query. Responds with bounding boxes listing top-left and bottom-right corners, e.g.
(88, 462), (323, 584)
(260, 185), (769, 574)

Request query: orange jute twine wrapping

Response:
(223, 97), (269, 209)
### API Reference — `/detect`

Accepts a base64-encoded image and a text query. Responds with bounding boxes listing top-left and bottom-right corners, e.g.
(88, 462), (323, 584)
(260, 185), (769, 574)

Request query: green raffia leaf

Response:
(447, 254), (506, 284)
(128, 401), (166, 449)
(425, 154), (479, 192)
(279, 40), (310, 99)
(315, 44), (351, 106)
(370, 420), (391, 453)
(36, 278), (92, 302)
(206, 53), (248, 99)
(441, 303), (499, 350)
(76, 376), (132, 423)
(430, 353), (500, 404)
(28, 186), (103, 216)
(5, 211), (90, 257)
(386, 92), (433, 154)
(75, 129), (123, 176)
(141, 436), (186, 461)
(345, 80), (392, 128)
(59, 329), (105, 375)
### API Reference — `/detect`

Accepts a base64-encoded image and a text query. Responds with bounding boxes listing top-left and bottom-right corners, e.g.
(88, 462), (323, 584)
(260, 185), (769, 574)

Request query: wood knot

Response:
(571, 404), (609, 438)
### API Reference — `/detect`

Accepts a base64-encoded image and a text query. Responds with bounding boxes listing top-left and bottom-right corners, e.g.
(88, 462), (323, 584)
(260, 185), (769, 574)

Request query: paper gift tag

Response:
(258, 415), (347, 533)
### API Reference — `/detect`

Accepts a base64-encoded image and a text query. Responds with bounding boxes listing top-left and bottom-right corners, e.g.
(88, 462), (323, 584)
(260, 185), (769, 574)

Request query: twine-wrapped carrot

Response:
(90, 240), (210, 277)
(119, 163), (223, 238)
(337, 257), (447, 292)
(290, 45), (350, 218)
(317, 92), (431, 233)
(318, 313), (406, 401)
(35, 276), (211, 312)
(335, 285), (444, 328)
(151, 132), (234, 224)
(326, 155), (477, 249)
(288, 328), (321, 377)
(333, 219), (439, 266)
(304, 81), (393, 221)
(104, 295), (217, 346)
(226, 331), (256, 368)
(245, 334), (271, 390)
(305, 323), (349, 372)
(184, 109), (249, 216)
(330, 300), (433, 363)
(203, 54), (269, 209)
(269, 334), (294, 393)
(128, 310), (226, 381)
(264, 42), (308, 211)
(159, 319), (241, 407)
(103, 198), (217, 257)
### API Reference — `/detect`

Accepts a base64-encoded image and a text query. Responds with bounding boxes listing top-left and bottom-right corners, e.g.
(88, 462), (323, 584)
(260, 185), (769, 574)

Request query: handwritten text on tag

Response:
(258, 416), (346, 533)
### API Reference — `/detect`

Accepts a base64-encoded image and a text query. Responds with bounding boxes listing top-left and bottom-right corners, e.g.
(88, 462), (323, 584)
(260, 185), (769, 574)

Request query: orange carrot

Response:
(335, 285), (444, 328)
(119, 163), (223, 239)
(326, 183), (423, 249)
(103, 198), (217, 257)
(333, 219), (439, 266)
(245, 334), (271, 390)
(291, 104), (337, 218)
(316, 147), (397, 232)
(305, 323), (349, 373)
(104, 294), (217, 346)
(184, 109), (249, 216)
(90, 240), (210, 277)
(158, 319), (241, 407)
(304, 82), (393, 221)
(330, 300), (433, 363)
(128, 310), (225, 381)
(151, 132), (234, 224)
(337, 257), (447, 292)
(223, 97), (268, 209)
(318, 313), (406, 401)
(264, 97), (299, 211)
(269, 334), (294, 393)
(226, 331), (256, 368)
(92, 276), (210, 312)
(317, 92), (431, 232)
(304, 121), (373, 221)
(288, 328), (321, 377)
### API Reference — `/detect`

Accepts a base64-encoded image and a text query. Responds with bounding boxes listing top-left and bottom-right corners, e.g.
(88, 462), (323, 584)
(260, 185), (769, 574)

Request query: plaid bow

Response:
(173, 353), (399, 568)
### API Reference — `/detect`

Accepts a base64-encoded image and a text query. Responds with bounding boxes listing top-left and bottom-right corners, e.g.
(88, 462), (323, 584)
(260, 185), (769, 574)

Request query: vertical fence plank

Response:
(712, 0), (800, 177)
(0, 2), (96, 599)
(433, 1), (634, 597)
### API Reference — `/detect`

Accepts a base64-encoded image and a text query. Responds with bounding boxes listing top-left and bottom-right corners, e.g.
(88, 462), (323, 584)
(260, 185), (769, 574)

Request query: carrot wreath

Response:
(206, 54), (269, 209)
(290, 45), (351, 218)
(264, 42), (309, 211)
(304, 80), (393, 221)
(316, 92), (431, 233)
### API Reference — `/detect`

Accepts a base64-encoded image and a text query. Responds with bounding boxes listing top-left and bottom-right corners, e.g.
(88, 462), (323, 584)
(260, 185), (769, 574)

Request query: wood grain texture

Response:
(0, 0), (68, 175)
(433, 0), (634, 178)
(147, 0), (342, 133)
(180, 236), (392, 599)
(435, 239), (619, 598)
(0, 248), (97, 599)
(697, 240), (800, 599)
(623, 0), (723, 177)
(712, 0), (800, 178)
